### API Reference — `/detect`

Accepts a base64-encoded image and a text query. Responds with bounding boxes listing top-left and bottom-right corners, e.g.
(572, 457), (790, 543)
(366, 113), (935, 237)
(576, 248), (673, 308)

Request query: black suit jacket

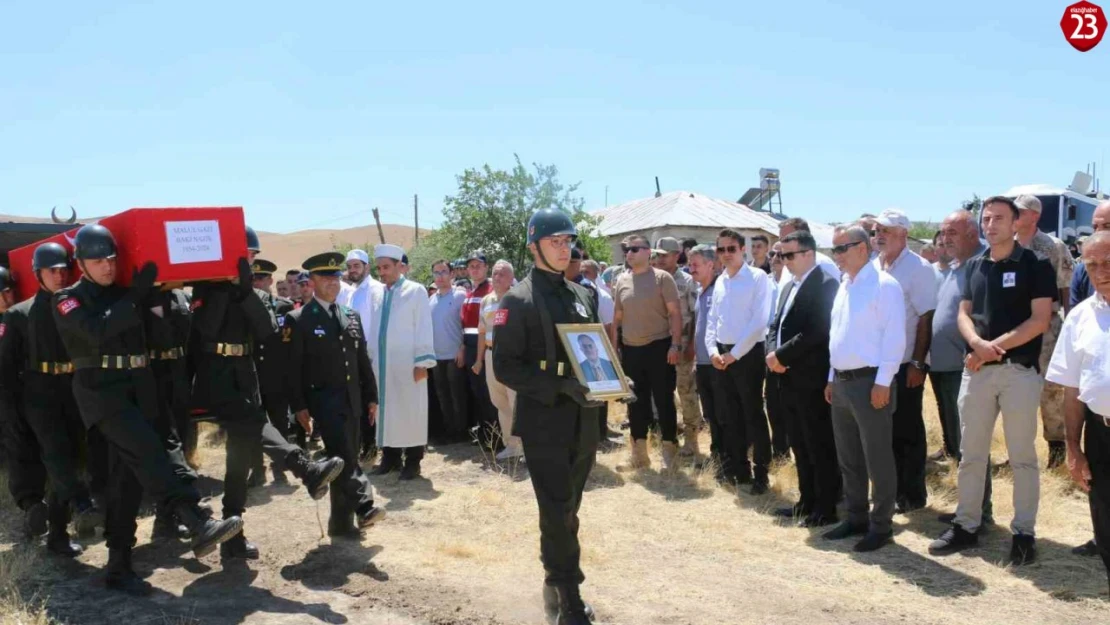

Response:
(767, 268), (839, 389)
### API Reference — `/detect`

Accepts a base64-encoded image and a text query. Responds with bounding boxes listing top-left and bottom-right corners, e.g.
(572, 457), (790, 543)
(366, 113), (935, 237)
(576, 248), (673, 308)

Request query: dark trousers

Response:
(1, 407), (47, 510)
(464, 335), (497, 438)
(94, 404), (200, 550)
(622, 338), (678, 443)
(309, 389), (373, 523)
(717, 343), (771, 480)
(598, 403), (609, 439)
(520, 408), (599, 586)
(783, 378), (840, 519)
(86, 426), (109, 497)
(695, 364), (724, 463)
(830, 373), (897, 534)
(380, 446), (426, 467)
(892, 363), (928, 508)
(221, 410), (302, 518)
(23, 374), (91, 506)
(150, 361), (196, 484)
(929, 370), (962, 458)
(432, 359), (469, 440)
(1085, 408), (1110, 590)
(765, 372), (790, 458)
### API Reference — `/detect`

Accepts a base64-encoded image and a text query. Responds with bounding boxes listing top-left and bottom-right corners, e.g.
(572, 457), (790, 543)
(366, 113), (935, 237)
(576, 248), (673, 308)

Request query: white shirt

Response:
(828, 262), (906, 386)
(873, 247), (938, 363)
(596, 286), (615, 325)
(777, 266), (816, 347)
(780, 251), (841, 287)
(1046, 294), (1110, 416)
(705, 263), (773, 360)
(337, 281), (357, 307)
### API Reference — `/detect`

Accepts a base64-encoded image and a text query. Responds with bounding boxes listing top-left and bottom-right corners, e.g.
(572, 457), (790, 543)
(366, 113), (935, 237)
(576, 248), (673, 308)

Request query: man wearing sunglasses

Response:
(611, 234), (683, 470)
(823, 225), (905, 552)
(777, 218), (841, 292)
(873, 208), (938, 515)
(705, 229), (774, 493)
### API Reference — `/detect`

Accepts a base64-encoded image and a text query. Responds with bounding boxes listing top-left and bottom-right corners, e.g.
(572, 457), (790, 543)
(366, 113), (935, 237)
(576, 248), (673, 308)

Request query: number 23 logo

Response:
(1061, 1), (1107, 52)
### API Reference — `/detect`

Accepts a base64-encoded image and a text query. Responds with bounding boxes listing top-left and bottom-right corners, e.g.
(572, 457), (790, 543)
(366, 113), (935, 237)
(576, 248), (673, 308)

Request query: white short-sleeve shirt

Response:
(1046, 294), (1110, 417)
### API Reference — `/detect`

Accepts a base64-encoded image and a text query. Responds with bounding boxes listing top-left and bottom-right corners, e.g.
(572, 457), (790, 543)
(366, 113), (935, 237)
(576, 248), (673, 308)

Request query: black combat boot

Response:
(328, 511), (360, 539)
(175, 503), (244, 558)
(287, 451), (344, 500)
(152, 504), (191, 542)
(23, 500), (48, 539)
(219, 531), (260, 560)
(554, 585), (593, 625)
(72, 498), (103, 539)
(105, 548), (152, 596)
(45, 500), (82, 558)
(543, 584), (594, 622)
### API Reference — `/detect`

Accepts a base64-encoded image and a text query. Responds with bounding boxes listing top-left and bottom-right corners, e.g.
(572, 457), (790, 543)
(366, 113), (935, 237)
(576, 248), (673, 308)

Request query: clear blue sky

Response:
(2, 1), (1107, 233)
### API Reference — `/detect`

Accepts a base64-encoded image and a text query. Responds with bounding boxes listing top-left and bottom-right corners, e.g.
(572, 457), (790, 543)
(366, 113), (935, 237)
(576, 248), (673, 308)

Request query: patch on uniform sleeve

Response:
(190, 299), (203, 311)
(57, 298), (81, 316)
(493, 309), (509, 326)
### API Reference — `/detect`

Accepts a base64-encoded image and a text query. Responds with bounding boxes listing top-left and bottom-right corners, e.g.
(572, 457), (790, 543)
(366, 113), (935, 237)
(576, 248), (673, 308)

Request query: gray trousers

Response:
(954, 363), (1042, 535)
(830, 373), (897, 534)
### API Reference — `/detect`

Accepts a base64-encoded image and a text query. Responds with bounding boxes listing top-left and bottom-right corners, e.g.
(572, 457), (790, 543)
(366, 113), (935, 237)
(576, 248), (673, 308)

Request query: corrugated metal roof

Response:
(592, 191), (782, 237)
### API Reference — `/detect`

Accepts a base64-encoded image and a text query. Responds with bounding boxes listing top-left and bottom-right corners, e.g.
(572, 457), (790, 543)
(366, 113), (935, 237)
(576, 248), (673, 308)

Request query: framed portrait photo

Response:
(556, 323), (632, 401)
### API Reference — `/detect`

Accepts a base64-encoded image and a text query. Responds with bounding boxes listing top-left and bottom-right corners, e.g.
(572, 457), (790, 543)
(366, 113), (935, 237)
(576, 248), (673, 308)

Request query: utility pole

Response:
(371, 207), (386, 244)
(414, 194), (419, 245)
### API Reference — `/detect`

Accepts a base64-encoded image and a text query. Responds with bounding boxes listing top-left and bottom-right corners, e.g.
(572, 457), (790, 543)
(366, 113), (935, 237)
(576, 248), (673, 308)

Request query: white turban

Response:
(346, 249), (369, 264)
(374, 244), (405, 261)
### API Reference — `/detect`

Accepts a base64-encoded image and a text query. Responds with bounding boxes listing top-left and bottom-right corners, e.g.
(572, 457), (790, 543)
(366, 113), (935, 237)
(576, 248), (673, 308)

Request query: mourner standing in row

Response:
(655, 237), (702, 457)
(53, 224), (243, 595)
(494, 208), (604, 625)
(429, 259), (469, 444)
(285, 252), (384, 536)
(0, 243), (103, 555)
(476, 259), (523, 461)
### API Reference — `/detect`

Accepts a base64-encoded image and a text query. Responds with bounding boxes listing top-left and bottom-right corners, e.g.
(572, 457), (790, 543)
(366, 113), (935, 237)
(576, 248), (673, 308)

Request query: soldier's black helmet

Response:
(33, 242), (70, 272)
(0, 267), (14, 292)
(527, 209), (577, 245)
(73, 224), (118, 260)
(246, 226), (261, 253)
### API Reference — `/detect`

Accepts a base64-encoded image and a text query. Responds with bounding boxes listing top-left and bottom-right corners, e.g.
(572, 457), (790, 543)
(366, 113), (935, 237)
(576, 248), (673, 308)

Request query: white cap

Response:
(1014, 194), (1042, 214)
(374, 244), (405, 261)
(876, 208), (911, 230)
(345, 249), (369, 264)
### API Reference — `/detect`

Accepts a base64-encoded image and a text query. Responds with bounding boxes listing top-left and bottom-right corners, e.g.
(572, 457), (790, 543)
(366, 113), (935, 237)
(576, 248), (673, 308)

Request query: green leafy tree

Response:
(908, 221), (939, 242)
(426, 155), (609, 274)
(961, 193), (983, 220)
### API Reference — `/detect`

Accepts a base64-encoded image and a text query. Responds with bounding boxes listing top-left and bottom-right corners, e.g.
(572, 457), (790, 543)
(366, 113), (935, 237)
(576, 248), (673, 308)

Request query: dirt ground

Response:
(2, 388), (1110, 625)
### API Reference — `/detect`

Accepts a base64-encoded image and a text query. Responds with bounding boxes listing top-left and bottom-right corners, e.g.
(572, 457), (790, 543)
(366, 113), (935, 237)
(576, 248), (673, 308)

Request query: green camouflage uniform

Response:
(1028, 230), (1074, 443)
(671, 268), (701, 448)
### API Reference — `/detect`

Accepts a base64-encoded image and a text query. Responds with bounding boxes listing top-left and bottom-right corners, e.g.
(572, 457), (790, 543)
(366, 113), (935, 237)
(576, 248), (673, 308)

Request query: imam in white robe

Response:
(367, 276), (436, 448)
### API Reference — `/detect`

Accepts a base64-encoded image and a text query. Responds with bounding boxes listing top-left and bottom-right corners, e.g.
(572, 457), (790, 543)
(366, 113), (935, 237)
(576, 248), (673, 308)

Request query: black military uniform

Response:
(0, 243), (102, 555)
(189, 226), (343, 559)
(248, 259), (296, 485)
(144, 286), (199, 539)
(0, 266), (50, 539)
(53, 224), (242, 595)
(492, 209), (603, 625)
(285, 252), (383, 536)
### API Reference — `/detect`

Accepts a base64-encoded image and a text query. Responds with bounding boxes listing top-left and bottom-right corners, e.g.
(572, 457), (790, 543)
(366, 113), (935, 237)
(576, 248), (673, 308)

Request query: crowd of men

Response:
(2, 195), (1110, 620)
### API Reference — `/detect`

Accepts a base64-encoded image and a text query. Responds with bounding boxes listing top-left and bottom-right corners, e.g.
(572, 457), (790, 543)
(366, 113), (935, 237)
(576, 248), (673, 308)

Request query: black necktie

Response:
(329, 303), (342, 336)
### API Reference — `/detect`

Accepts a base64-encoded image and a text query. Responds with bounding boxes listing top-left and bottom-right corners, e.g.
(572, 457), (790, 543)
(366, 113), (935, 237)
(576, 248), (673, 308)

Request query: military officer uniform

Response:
(285, 252), (383, 535)
(493, 209), (604, 625)
(53, 225), (242, 595)
(144, 286), (199, 539)
(0, 266), (50, 539)
(0, 244), (103, 555)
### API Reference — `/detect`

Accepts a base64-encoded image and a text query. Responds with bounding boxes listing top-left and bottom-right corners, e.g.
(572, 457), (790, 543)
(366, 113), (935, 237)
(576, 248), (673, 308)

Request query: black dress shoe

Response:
(928, 524), (978, 555)
(46, 535), (83, 558)
(1072, 539), (1099, 557)
(734, 473), (753, 485)
(773, 505), (807, 519)
(399, 462), (422, 481)
(1010, 534), (1037, 566)
(822, 521), (868, 541)
(798, 515), (838, 528)
(370, 461), (401, 476)
(749, 480), (770, 496)
(220, 533), (260, 560)
(853, 531), (893, 552)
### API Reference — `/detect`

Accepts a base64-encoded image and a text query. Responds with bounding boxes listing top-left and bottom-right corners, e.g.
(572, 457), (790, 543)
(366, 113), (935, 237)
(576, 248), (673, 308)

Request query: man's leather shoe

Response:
(822, 521), (868, 541)
(46, 535), (83, 558)
(798, 515), (838, 528)
(928, 524), (978, 555)
(1072, 539), (1099, 557)
(370, 461), (401, 476)
(543, 584), (594, 622)
(773, 505), (807, 519)
(749, 480), (770, 496)
(220, 533), (260, 560)
(399, 462), (421, 481)
(853, 531), (893, 552)
(1010, 534), (1036, 566)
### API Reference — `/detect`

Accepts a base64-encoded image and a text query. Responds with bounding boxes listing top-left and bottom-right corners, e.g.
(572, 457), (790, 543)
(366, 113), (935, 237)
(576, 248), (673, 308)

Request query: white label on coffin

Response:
(165, 220), (223, 265)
